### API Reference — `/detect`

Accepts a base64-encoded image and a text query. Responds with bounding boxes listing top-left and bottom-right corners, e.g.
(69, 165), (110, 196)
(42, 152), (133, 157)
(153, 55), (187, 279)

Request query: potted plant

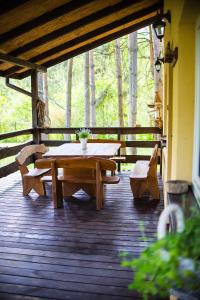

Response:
(121, 206), (200, 300)
(75, 128), (91, 150)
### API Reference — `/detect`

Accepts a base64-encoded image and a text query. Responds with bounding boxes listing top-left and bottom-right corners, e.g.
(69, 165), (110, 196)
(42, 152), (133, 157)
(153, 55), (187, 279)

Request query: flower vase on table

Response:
(75, 128), (91, 150)
(80, 138), (87, 150)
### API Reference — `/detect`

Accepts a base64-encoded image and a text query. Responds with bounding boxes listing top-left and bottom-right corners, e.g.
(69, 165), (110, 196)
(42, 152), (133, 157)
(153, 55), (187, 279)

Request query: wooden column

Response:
(31, 70), (40, 144)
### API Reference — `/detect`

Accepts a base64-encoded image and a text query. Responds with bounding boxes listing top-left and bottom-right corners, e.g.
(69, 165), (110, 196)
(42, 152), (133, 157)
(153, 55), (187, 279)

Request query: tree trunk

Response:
(89, 49), (96, 127)
(152, 27), (163, 128)
(37, 71), (49, 139)
(128, 32), (137, 154)
(115, 39), (124, 128)
(115, 39), (125, 155)
(65, 59), (73, 141)
(149, 26), (154, 78)
(84, 52), (90, 127)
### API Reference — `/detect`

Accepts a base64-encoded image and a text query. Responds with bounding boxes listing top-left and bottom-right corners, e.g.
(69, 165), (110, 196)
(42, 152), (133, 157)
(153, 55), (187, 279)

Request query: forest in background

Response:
(0, 26), (162, 138)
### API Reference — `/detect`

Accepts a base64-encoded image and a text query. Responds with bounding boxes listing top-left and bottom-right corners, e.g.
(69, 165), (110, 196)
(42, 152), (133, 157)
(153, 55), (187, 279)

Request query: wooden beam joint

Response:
(0, 52), (46, 73)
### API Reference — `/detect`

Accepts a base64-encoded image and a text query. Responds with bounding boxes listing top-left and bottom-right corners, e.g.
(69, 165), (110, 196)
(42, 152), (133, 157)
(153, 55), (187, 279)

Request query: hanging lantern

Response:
(153, 10), (171, 42)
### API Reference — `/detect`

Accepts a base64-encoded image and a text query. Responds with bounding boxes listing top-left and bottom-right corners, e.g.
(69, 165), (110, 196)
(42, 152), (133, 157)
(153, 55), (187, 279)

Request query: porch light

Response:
(155, 57), (164, 72)
(155, 42), (178, 72)
(153, 10), (171, 41)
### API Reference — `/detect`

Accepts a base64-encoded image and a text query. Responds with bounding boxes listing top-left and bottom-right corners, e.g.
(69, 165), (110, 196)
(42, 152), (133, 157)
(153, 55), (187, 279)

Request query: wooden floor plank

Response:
(0, 171), (164, 300)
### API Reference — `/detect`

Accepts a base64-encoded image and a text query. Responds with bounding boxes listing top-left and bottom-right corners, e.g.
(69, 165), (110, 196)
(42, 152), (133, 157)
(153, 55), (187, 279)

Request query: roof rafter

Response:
(0, 0), (163, 78)
(6, 0), (143, 58)
(4, 2), (160, 77)
(0, 0), (93, 44)
(11, 15), (158, 79)
(0, 0), (29, 15)
(0, 52), (46, 72)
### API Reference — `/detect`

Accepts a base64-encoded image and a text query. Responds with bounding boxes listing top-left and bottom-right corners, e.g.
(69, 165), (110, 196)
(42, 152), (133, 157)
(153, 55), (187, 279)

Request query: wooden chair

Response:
(130, 144), (160, 199)
(16, 144), (51, 196)
(36, 157), (120, 209)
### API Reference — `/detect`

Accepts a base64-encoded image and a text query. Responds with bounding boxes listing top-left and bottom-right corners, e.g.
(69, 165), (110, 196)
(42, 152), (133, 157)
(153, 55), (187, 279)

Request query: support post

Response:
(117, 129), (121, 172)
(31, 70), (40, 144)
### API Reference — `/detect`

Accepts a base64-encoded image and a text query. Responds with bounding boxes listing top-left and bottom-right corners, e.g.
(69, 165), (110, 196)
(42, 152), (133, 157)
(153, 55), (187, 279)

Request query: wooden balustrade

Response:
(0, 127), (162, 178)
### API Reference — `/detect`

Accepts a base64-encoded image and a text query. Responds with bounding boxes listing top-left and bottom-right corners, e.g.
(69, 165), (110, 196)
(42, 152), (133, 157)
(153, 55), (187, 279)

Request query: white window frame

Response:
(192, 16), (200, 206)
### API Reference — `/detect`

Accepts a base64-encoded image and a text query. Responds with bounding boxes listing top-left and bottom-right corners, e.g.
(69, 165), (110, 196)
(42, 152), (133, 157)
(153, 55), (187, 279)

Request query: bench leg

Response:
(53, 181), (63, 208)
(148, 178), (160, 199)
(33, 179), (46, 196)
(22, 177), (46, 196)
(22, 178), (32, 196)
(130, 178), (148, 198)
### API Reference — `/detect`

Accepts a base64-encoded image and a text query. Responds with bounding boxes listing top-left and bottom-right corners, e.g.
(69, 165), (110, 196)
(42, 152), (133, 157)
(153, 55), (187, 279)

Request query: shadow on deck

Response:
(0, 172), (164, 300)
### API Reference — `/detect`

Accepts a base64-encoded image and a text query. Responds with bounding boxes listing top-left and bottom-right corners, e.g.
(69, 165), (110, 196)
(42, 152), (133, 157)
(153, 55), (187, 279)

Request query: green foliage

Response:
(0, 76), (31, 136)
(0, 27), (155, 141)
(46, 27), (153, 128)
(136, 134), (154, 141)
(76, 128), (91, 139)
(121, 213), (200, 300)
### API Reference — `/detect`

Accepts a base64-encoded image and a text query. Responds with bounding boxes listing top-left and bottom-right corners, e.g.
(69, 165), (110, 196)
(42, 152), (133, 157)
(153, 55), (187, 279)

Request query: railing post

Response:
(31, 70), (40, 144)
(33, 128), (40, 144)
(117, 128), (121, 172)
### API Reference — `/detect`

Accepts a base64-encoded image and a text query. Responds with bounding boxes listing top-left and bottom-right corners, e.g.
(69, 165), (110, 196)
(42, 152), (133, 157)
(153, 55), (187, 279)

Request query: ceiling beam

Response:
(33, 3), (161, 63)
(6, 0), (143, 58)
(0, 52), (46, 72)
(43, 16), (158, 68)
(4, 2), (161, 77)
(0, 0), (29, 15)
(11, 15), (158, 79)
(0, 0), (93, 45)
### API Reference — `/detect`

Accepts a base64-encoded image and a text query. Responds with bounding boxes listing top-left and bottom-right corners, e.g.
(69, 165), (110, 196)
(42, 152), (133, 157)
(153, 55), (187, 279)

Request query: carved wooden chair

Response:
(130, 144), (160, 199)
(16, 144), (51, 196)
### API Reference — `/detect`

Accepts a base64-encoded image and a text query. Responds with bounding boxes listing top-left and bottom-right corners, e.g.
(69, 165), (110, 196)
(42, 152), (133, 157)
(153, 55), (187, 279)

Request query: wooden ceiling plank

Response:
(0, 0), (29, 15)
(43, 17), (158, 68)
(29, 3), (161, 63)
(0, 0), (71, 35)
(6, 0), (144, 58)
(0, 0), (94, 45)
(3, 2), (161, 77)
(0, 0), (120, 52)
(0, 52), (46, 72)
(9, 14), (158, 79)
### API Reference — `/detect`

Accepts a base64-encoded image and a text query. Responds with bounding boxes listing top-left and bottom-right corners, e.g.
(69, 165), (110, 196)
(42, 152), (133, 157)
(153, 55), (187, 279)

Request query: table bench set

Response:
(16, 141), (160, 210)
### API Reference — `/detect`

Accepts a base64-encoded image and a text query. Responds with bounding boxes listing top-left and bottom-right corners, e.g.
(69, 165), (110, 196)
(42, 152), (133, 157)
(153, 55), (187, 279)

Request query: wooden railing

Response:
(0, 127), (162, 178)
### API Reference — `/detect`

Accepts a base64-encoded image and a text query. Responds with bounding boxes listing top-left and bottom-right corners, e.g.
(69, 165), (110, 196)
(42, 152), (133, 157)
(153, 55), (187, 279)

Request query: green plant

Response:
(121, 212), (200, 300)
(75, 128), (91, 139)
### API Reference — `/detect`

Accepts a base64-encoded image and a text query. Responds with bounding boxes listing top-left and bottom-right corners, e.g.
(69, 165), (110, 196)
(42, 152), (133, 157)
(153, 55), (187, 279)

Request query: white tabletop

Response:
(43, 143), (120, 158)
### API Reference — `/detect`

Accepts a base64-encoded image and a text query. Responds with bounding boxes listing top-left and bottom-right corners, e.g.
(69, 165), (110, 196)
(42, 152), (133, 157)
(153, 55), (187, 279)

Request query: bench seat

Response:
(130, 161), (149, 179)
(24, 168), (51, 177)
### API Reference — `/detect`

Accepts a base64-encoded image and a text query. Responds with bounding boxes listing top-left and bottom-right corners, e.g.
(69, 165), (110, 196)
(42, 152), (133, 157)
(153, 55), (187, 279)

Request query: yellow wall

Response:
(164, 0), (200, 182)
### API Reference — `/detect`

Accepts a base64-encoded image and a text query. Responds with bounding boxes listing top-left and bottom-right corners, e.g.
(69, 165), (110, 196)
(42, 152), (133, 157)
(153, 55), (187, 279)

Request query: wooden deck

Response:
(0, 172), (164, 300)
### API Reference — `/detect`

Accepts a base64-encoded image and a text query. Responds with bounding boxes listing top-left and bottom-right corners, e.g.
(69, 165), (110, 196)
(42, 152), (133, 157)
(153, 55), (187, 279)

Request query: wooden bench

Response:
(129, 144), (160, 199)
(36, 157), (120, 209)
(16, 144), (51, 196)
